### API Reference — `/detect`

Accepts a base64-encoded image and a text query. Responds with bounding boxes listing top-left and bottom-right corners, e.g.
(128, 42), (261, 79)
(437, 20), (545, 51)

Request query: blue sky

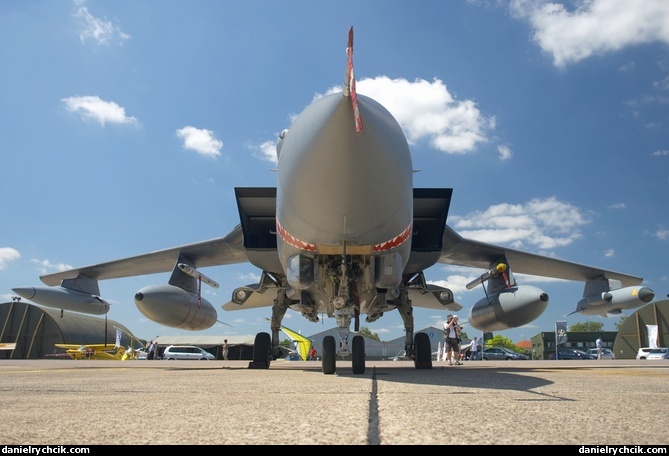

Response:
(1, 0), (668, 344)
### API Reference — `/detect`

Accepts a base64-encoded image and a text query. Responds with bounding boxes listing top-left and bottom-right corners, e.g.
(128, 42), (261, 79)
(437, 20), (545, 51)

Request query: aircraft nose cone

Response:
(11, 287), (36, 300)
(638, 287), (654, 303)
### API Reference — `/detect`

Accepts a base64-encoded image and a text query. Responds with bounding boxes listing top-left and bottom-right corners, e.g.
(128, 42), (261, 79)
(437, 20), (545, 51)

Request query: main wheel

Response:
(248, 332), (271, 369)
(351, 335), (365, 374)
(413, 332), (432, 369)
(322, 335), (336, 375)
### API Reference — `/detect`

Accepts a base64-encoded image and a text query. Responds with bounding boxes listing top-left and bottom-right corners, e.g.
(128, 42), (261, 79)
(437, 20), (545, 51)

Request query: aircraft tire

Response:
(413, 332), (432, 369)
(322, 335), (336, 375)
(351, 335), (365, 374)
(248, 332), (271, 369)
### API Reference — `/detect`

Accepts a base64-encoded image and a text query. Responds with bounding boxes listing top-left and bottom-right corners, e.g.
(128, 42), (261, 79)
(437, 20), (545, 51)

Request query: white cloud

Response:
(74, 5), (130, 46)
(176, 126), (223, 158)
(607, 202), (627, 209)
(319, 77), (493, 155)
(497, 144), (513, 161)
(29, 258), (73, 275)
(0, 248), (20, 270)
(655, 228), (669, 240)
(257, 140), (278, 164)
(449, 196), (588, 250)
(510, 0), (669, 69)
(62, 95), (138, 126)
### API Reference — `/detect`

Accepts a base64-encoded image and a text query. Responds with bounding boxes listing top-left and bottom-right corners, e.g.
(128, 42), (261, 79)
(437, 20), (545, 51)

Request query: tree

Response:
(357, 326), (380, 342)
(569, 321), (604, 332)
(279, 338), (293, 348)
(483, 334), (519, 351)
(615, 316), (628, 331)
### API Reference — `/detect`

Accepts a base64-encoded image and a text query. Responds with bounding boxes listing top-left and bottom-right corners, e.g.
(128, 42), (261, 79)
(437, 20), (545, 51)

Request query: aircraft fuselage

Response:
(276, 92), (415, 322)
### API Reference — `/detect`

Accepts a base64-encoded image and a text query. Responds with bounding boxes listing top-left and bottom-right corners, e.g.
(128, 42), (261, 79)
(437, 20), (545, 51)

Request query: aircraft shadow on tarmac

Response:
(255, 362), (569, 401)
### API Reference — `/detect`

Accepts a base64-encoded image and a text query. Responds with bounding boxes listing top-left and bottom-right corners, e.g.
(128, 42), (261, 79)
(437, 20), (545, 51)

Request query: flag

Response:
(555, 321), (568, 345)
(115, 328), (122, 348)
(277, 323), (312, 361)
(647, 325), (659, 349)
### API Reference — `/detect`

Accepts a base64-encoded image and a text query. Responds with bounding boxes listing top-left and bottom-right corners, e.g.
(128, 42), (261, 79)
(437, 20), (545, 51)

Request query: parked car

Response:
(645, 348), (669, 360)
(285, 352), (302, 361)
(389, 350), (409, 361)
(468, 351), (483, 360)
(585, 348), (615, 360)
(554, 349), (596, 360)
(481, 347), (528, 360)
(162, 345), (215, 360)
(636, 347), (654, 360)
(390, 349), (440, 361)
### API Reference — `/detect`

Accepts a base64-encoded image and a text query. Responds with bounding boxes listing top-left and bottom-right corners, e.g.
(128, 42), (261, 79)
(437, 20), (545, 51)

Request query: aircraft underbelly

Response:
(277, 92), (413, 247)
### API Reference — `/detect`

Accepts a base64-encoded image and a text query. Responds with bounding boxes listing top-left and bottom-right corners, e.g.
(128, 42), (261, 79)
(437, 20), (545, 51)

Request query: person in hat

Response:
(443, 314), (462, 365)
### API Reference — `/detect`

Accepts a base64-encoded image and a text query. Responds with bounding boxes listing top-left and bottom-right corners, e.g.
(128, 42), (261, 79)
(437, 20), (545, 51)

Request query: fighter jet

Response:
(13, 27), (653, 375)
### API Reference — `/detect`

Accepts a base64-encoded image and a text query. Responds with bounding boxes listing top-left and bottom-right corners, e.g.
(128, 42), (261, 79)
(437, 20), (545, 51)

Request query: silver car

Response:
(481, 347), (528, 360)
(646, 348), (669, 360)
(162, 345), (216, 360)
(586, 348), (615, 360)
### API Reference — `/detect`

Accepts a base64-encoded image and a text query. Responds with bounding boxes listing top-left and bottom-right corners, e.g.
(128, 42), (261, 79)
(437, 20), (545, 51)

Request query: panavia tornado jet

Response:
(13, 27), (653, 375)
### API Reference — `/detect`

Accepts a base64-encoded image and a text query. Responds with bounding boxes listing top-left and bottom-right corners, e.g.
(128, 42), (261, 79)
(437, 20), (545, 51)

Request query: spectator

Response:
(222, 339), (229, 360)
(596, 337), (603, 360)
(147, 341), (156, 360)
(443, 315), (462, 365)
(469, 337), (479, 360)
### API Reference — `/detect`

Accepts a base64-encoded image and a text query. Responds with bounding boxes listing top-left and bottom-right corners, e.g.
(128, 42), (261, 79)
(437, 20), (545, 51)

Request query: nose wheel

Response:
(320, 334), (366, 375)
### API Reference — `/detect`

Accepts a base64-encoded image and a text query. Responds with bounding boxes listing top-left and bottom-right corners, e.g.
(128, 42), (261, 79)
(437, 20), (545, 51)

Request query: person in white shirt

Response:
(443, 315), (462, 365)
(469, 336), (479, 360)
(596, 337), (603, 360)
(222, 339), (229, 360)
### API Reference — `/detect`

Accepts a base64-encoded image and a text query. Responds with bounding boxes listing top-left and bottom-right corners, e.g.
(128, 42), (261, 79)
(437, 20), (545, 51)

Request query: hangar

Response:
(0, 300), (140, 359)
(613, 298), (669, 358)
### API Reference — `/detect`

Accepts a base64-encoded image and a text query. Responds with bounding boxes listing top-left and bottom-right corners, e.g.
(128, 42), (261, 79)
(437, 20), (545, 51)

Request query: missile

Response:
(573, 285), (654, 317)
(11, 286), (110, 315)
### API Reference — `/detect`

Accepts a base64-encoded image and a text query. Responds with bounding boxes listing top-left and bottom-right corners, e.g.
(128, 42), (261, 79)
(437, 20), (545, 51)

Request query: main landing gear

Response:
(248, 331), (433, 374)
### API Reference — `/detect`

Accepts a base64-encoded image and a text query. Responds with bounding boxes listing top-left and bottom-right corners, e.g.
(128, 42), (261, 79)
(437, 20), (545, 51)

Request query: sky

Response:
(1, 0), (668, 345)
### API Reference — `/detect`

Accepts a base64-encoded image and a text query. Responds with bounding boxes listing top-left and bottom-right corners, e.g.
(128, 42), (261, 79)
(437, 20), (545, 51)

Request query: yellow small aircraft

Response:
(55, 343), (133, 360)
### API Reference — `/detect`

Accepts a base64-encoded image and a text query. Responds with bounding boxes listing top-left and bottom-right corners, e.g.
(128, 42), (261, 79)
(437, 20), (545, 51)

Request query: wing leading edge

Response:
(438, 225), (643, 287)
(39, 225), (247, 287)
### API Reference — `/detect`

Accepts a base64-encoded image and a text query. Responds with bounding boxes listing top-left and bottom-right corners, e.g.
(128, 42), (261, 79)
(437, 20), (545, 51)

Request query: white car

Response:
(646, 348), (669, 360)
(586, 348), (615, 360)
(636, 347), (654, 360)
(162, 345), (216, 360)
(388, 350), (408, 361)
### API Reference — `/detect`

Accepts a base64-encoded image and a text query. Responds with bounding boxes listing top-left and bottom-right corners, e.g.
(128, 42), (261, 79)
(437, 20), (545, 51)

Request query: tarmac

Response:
(1, 358), (668, 446)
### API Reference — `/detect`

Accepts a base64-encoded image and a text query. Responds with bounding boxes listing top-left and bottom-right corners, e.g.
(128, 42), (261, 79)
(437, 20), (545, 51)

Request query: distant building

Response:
(529, 298), (669, 360)
(530, 331), (617, 360)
